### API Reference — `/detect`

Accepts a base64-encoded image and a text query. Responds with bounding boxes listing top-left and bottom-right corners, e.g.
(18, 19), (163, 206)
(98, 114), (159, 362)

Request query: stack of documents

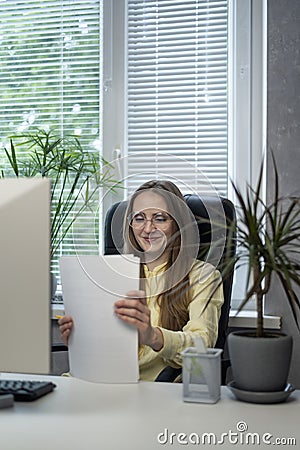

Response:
(60, 255), (140, 383)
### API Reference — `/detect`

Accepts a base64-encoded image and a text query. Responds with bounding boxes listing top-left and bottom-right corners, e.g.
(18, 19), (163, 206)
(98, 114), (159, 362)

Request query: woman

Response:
(59, 180), (224, 381)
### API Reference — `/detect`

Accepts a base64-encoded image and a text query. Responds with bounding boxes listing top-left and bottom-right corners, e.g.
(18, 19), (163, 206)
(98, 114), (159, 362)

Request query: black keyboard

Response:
(0, 379), (56, 402)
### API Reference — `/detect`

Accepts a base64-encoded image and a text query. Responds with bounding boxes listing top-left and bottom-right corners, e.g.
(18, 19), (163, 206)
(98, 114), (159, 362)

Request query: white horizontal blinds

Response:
(0, 0), (101, 138)
(127, 0), (228, 196)
(0, 0), (102, 280)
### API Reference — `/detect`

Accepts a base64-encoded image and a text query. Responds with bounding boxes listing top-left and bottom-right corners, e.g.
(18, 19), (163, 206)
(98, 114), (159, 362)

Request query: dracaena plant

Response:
(0, 128), (120, 258)
(224, 153), (300, 337)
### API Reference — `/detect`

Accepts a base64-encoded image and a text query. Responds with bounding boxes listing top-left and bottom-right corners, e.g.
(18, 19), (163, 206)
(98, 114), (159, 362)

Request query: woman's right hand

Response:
(58, 315), (74, 346)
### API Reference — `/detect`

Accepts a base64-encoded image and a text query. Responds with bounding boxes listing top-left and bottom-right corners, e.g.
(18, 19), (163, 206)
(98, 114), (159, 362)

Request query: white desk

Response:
(0, 373), (299, 450)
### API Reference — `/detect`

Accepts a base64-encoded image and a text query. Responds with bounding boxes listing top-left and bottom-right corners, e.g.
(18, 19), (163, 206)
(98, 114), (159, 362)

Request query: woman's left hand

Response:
(114, 290), (163, 351)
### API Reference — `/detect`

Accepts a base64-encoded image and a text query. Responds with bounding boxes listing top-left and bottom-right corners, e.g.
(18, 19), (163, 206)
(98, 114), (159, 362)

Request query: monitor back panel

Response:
(0, 178), (51, 374)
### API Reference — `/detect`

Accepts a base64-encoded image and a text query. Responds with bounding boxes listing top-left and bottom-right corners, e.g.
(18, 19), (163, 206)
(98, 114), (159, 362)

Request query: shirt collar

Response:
(143, 261), (168, 277)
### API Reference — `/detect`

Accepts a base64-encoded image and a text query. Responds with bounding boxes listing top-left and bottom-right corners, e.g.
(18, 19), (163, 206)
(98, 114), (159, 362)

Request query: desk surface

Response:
(0, 373), (299, 450)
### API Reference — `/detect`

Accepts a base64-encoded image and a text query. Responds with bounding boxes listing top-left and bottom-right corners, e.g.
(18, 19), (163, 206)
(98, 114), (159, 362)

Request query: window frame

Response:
(228, 0), (267, 308)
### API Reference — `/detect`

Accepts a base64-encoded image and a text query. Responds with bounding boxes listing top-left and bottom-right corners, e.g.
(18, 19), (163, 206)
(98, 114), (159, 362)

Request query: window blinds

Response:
(126, 0), (228, 196)
(0, 0), (102, 280)
(0, 0), (101, 138)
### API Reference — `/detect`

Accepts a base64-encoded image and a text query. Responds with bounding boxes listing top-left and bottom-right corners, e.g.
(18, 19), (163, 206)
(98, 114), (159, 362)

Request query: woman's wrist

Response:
(149, 327), (164, 352)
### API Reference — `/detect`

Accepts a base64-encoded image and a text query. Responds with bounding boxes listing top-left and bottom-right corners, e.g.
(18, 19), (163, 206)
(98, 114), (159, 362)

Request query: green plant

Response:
(224, 153), (300, 337)
(0, 128), (120, 258)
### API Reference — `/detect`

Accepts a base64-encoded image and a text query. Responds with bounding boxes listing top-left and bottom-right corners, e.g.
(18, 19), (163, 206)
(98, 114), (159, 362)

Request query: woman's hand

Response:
(58, 315), (74, 346)
(114, 290), (164, 351)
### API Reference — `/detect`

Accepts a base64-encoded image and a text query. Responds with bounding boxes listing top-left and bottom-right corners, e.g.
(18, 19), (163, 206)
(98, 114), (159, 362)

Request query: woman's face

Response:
(131, 191), (175, 257)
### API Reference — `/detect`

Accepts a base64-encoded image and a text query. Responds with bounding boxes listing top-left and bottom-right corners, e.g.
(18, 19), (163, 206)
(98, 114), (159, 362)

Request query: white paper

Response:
(60, 255), (140, 383)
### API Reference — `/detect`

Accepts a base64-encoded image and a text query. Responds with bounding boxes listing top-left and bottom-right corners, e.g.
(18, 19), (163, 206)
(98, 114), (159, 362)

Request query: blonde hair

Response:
(123, 180), (199, 331)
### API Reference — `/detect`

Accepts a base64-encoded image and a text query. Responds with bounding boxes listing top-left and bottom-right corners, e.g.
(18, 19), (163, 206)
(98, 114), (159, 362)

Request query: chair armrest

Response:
(51, 343), (68, 352)
(155, 359), (231, 384)
(155, 366), (182, 382)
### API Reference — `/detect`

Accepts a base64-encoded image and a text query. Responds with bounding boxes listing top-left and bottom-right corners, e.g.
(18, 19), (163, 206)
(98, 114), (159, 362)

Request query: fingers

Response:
(114, 290), (151, 337)
(114, 292), (160, 349)
(114, 298), (145, 313)
(58, 315), (74, 346)
(58, 315), (73, 330)
(114, 290), (146, 309)
(58, 315), (72, 325)
(125, 290), (147, 305)
(114, 295), (148, 323)
(114, 303), (150, 324)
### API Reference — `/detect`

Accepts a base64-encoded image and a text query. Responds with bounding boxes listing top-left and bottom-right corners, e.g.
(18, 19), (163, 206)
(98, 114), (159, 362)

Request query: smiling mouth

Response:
(141, 232), (165, 244)
(142, 236), (160, 244)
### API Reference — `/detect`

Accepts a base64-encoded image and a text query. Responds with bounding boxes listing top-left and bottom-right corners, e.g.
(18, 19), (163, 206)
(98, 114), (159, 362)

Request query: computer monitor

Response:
(0, 178), (51, 374)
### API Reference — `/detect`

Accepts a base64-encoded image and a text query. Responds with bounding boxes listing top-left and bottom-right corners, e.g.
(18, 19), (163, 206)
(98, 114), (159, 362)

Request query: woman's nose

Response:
(143, 219), (155, 232)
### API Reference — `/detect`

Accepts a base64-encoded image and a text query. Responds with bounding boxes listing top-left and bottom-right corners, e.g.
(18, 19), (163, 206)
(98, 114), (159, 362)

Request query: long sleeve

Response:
(138, 260), (224, 380)
(156, 260), (224, 366)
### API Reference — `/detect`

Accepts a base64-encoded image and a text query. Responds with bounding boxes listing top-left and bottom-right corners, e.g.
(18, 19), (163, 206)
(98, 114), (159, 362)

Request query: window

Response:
(0, 0), (101, 141)
(0, 0), (103, 280)
(104, 0), (266, 205)
(126, 0), (228, 196)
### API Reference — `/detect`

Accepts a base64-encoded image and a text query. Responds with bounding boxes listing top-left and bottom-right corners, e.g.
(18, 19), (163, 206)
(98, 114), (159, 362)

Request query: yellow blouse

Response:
(139, 259), (224, 381)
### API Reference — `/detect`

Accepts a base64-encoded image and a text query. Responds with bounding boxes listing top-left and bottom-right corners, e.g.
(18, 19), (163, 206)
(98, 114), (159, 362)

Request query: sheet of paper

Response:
(60, 255), (140, 383)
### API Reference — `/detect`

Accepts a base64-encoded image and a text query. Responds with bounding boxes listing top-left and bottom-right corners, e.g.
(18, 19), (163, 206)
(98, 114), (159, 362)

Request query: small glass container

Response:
(182, 347), (223, 404)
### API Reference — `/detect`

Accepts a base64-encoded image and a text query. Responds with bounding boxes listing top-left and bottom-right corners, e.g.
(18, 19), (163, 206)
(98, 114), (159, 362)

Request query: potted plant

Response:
(0, 128), (120, 296)
(223, 153), (300, 399)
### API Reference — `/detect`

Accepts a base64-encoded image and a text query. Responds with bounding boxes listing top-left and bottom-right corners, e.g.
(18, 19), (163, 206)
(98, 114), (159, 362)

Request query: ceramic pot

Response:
(228, 331), (293, 392)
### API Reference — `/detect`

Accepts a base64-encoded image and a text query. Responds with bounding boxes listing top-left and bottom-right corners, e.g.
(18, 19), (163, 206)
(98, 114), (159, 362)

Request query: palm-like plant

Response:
(0, 128), (120, 257)
(225, 153), (300, 337)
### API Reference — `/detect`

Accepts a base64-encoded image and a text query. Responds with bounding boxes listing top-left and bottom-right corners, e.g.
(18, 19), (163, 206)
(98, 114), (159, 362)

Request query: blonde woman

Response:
(59, 180), (224, 381)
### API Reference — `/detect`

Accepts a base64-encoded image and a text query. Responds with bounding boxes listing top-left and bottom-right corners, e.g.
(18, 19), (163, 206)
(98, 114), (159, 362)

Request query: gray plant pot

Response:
(227, 331), (293, 392)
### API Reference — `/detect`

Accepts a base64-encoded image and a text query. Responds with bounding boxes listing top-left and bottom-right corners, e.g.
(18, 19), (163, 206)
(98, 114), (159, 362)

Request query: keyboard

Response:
(0, 379), (56, 402)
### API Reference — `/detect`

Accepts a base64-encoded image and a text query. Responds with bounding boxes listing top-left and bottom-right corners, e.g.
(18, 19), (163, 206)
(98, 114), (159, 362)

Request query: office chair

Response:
(104, 194), (236, 383)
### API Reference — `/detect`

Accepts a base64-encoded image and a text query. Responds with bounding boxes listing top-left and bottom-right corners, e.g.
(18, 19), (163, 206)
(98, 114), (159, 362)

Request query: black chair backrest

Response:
(104, 194), (236, 350)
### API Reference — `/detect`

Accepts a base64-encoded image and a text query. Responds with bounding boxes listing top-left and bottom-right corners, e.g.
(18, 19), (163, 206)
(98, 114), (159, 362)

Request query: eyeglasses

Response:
(128, 212), (173, 230)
